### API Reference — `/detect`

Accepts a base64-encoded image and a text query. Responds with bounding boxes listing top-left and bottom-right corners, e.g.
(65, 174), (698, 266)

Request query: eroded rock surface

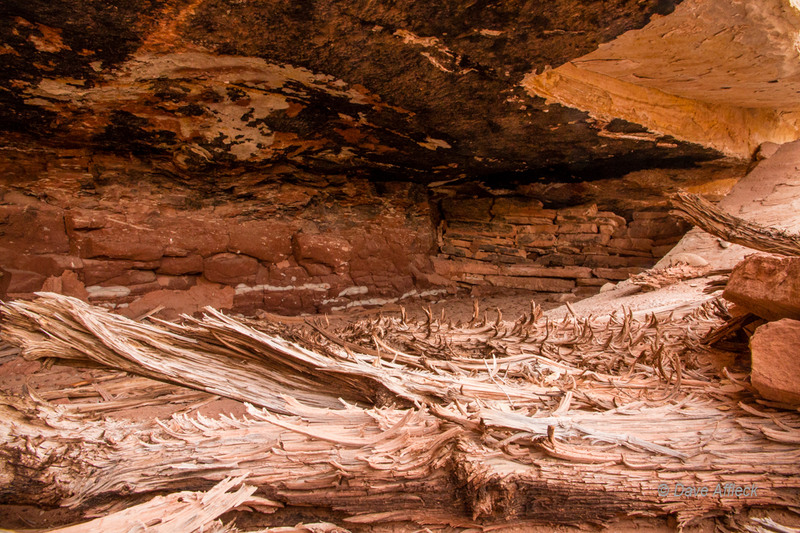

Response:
(1, 0), (720, 182)
(1, 0), (789, 315)
(723, 254), (800, 321)
(0, 141), (749, 315)
(0, 148), (442, 315)
(750, 319), (800, 406)
(523, 0), (800, 158)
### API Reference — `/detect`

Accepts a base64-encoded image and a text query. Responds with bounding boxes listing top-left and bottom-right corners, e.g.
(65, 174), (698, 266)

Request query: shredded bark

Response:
(1, 293), (799, 529)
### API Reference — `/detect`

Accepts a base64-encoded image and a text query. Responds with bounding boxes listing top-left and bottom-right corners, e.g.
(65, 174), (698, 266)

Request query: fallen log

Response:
(0, 294), (560, 413)
(40, 476), (348, 533)
(2, 387), (800, 528)
(669, 191), (800, 256)
(2, 294), (800, 528)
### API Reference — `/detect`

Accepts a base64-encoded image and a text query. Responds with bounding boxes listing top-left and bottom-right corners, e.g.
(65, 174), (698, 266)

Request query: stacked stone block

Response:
(0, 181), (439, 317)
(436, 196), (689, 298)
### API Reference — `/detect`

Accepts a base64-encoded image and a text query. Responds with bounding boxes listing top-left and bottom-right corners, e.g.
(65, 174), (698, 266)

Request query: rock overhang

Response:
(1, 0), (736, 186)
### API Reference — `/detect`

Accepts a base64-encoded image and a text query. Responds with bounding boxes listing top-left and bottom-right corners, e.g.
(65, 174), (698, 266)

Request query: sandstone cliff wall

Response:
(0, 147), (706, 316)
(0, 149), (439, 318)
(434, 197), (688, 300)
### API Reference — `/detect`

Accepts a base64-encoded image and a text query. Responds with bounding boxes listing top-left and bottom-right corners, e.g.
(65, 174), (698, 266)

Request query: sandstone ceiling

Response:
(524, 0), (800, 159)
(1, 0), (732, 186)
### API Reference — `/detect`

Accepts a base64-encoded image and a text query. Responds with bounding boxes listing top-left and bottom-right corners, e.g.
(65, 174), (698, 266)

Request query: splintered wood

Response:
(44, 477), (278, 533)
(1, 293), (800, 529)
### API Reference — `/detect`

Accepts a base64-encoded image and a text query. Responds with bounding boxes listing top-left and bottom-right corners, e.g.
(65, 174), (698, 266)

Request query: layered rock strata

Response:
(0, 150), (439, 317)
(1, 149), (710, 315)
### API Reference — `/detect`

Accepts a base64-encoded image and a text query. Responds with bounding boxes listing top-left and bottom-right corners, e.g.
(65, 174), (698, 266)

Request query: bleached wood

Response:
(45, 477), (273, 533)
(2, 293), (800, 528)
(670, 190), (800, 256)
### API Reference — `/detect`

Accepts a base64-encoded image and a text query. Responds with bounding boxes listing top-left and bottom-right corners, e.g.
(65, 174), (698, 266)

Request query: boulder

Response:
(40, 270), (89, 301)
(749, 319), (800, 406)
(203, 253), (259, 285)
(120, 280), (235, 321)
(723, 254), (800, 321)
(228, 220), (293, 263)
(293, 233), (352, 272)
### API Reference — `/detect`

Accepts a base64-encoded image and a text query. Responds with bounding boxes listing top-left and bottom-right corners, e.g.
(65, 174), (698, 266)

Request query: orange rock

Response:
(158, 255), (204, 275)
(4, 269), (45, 294)
(120, 280), (235, 321)
(40, 270), (89, 301)
(293, 233), (352, 272)
(0, 205), (70, 254)
(80, 227), (164, 261)
(81, 259), (135, 285)
(723, 254), (800, 321)
(203, 253), (258, 285)
(228, 220), (293, 263)
(749, 319), (800, 406)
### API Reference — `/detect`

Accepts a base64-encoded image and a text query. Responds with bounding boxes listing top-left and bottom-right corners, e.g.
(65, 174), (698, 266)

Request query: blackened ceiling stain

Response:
(0, 0), (721, 184)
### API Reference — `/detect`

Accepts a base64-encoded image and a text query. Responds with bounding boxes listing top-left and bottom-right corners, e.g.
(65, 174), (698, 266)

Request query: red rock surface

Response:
(0, 141), (741, 316)
(228, 221), (293, 263)
(119, 280), (235, 322)
(723, 254), (800, 321)
(40, 270), (89, 301)
(203, 253), (259, 285)
(0, 170), (442, 315)
(749, 319), (800, 406)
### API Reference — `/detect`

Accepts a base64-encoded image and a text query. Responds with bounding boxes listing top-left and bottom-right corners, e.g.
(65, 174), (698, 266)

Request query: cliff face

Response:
(1, 0), (794, 315)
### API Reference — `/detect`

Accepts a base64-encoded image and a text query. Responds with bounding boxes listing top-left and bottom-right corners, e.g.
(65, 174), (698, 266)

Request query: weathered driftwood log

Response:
(3, 389), (800, 529)
(2, 294), (800, 528)
(0, 292), (729, 414)
(669, 191), (800, 256)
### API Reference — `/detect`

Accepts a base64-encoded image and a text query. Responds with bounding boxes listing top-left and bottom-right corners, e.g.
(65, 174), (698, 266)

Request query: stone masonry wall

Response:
(0, 148), (695, 317)
(0, 150), (441, 319)
(433, 196), (689, 300)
